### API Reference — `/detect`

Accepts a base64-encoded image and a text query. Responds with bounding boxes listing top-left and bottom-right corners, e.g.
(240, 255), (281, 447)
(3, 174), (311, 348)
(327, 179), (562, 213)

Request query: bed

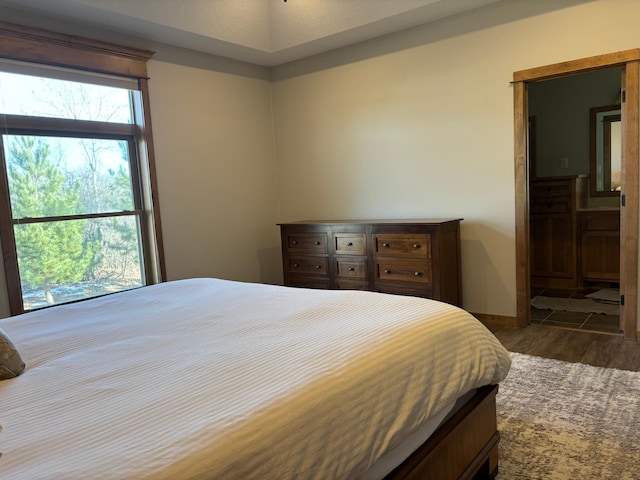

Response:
(0, 278), (511, 479)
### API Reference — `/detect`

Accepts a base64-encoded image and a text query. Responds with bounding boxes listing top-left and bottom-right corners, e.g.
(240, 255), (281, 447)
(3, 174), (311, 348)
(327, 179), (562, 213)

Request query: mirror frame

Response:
(590, 104), (622, 197)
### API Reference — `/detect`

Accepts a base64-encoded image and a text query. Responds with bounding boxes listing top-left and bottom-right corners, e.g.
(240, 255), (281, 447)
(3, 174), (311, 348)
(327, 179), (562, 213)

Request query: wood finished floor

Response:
(485, 322), (640, 372)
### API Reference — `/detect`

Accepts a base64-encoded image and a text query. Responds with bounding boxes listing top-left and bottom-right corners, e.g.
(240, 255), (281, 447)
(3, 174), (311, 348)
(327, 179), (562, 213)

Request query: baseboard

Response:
(472, 313), (518, 327)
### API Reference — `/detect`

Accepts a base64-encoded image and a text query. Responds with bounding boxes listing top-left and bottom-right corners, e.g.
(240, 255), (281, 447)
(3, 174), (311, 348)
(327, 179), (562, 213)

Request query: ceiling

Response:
(0, 0), (504, 66)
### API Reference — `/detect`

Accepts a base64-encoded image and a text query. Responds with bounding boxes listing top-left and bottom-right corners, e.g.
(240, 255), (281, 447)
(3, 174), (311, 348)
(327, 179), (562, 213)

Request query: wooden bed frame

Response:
(386, 385), (500, 480)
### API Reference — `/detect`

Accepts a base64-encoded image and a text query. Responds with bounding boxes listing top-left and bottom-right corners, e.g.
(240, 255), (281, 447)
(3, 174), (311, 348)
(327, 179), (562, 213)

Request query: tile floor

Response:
(530, 287), (622, 335)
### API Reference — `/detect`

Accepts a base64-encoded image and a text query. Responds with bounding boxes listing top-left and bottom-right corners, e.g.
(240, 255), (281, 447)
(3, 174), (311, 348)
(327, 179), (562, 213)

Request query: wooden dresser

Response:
(278, 219), (462, 306)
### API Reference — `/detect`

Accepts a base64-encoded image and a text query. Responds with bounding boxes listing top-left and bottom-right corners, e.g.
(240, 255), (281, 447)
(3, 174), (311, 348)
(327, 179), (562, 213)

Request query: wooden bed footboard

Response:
(385, 385), (499, 480)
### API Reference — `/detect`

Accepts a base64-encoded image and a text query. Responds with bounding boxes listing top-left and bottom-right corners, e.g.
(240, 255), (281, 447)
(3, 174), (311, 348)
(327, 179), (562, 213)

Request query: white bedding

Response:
(0, 278), (511, 479)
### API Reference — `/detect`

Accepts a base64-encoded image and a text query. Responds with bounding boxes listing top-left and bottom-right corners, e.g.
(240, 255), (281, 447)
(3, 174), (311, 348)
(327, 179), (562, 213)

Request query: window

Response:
(0, 23), (165, 314)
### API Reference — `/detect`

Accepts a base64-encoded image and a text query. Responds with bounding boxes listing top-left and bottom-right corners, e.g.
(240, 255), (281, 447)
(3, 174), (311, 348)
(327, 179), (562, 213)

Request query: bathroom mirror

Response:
(590, 104), (621, 196)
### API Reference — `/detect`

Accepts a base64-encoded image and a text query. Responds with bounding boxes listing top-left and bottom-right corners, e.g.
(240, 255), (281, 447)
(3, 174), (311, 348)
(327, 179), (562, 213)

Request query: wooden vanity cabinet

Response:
(279, 220), (462, 306)
(578, 210), (620, 283)
(529, 177), (584, 288)
(529, 176), (620, 287)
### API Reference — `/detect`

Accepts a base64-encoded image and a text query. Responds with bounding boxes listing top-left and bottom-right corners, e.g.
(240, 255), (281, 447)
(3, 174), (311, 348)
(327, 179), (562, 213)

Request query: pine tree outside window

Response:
(0, 22), (165, 315)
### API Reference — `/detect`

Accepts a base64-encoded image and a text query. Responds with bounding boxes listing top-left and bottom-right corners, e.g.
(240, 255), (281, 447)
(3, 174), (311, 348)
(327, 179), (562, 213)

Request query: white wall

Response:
(147, 60), (282, 286)
(270, 0), (640, 318)
(529, 68), (621, 179)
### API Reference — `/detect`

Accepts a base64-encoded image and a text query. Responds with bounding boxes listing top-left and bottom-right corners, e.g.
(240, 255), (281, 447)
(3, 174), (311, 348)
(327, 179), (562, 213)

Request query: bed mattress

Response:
(0, 278), (511, 479)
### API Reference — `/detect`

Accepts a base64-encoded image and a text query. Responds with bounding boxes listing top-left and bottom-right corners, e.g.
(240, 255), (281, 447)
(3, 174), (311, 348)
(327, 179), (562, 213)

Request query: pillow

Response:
(0, 326), (25, 380)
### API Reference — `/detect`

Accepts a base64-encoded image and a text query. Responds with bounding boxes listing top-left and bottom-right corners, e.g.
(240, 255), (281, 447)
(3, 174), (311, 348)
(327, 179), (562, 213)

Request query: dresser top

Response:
(278, 218), (463, 226)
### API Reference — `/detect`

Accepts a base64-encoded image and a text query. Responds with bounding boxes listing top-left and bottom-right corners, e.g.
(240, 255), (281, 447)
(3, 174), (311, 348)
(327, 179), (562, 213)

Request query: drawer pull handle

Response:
(292, 240), (298, 245)
(293, 263), (299, 268)
(315, 265), (322, 270)
(412, 243), (420, 249)
(382, 243), (390, 248)
(384, 269), (391, 274)
(314, 241), (321, 246)
(347, 242), (353, 246)
(348, 267), (355, 271)
(414, 272), (421, 277)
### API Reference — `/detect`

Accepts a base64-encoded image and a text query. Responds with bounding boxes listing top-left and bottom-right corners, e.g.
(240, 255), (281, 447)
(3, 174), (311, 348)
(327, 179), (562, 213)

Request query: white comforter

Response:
(0, 278), (511, 479)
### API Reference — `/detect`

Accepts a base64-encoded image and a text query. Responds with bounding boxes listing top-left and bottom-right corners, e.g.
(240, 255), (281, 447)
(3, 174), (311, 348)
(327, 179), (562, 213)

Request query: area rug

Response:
(496, 353), (640, 479)
(585, 288), (620, 303)
(530, 296), (619, 315)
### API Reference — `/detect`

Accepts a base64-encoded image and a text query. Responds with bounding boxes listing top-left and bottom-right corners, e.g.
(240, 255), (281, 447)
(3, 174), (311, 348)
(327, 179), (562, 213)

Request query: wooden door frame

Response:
(513, 49), (640, 341)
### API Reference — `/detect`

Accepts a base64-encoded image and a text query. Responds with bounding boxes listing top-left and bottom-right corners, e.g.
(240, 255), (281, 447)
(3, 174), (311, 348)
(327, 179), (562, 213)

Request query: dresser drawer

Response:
(375, 260), (432, 285)
(334, 233), (366, 255)
(373, 234), (430, 258)
(287, 256), (329, 275)
(530, 178), (574, 214)
(336, 258), (366, 279)
(530, 181), (572, 199)
(285, 233), (328, 254)
(530, 197), (571, 214)
(335, 279), (368, 291)
(288, 277), (331, 289)
(375, 283), (432, 299)
(579, 210), (620, 231)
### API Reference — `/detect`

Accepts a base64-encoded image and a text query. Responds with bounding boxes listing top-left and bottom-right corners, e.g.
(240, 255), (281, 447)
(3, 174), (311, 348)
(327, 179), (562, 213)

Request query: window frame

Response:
(0, 21), (165, 315)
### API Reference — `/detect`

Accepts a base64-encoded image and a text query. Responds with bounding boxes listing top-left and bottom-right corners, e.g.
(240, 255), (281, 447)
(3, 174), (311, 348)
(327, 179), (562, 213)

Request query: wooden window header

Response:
(0, 21), (154, 79)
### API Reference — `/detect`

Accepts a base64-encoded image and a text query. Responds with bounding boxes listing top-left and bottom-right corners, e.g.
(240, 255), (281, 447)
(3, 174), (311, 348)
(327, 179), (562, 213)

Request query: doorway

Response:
(513, 50), (640, 341)
(528, 68), (622, 334)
